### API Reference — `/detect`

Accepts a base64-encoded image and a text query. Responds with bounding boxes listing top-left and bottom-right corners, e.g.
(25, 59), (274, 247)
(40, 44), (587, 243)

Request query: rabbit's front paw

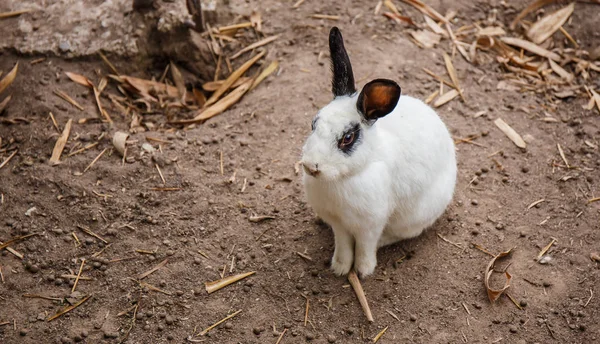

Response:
(331, 253), (353, 276)
(354, 254), (376, 278)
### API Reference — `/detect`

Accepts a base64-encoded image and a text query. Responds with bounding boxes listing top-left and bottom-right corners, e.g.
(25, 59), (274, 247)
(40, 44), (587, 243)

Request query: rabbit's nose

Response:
(302, 162), (320, 177)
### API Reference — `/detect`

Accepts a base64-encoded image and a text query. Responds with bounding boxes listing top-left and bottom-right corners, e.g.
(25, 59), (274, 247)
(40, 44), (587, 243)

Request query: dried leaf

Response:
(112, 131), (129, 156)
(485, 248), (513, 303)
(250, 10), (262, 32)
(433, 89), (459, 107)
(112, 75), (179, 101)
(590, 88), (600, 114)
(494, 118), (527, 149)
(173, 78), (254, 125)
(192, 88), (206, 107)
(202, 77), (251, 92)
(0, 95), (11, 113)
(548, 59), (574, 82)
(383, 12), (416, 25)
(49, 119), (73, 166)
(443, 53), (465, 102)
(205, 51), (265, 106)
(510, 0), (559, 29)
(65, 72), (93, 88)
(423, 15), (447, 36)
(250, 60), (279, 91)
(500, 37), (561, 62)
(0, 62), (18, 95)
(400, 0), (448, 23)
(409, 30), (441, 48)
(527, 3), (575, 44)
(205, 271), (255, 294)
(169, 61), (186, 99)
(384, 0), (401, 15)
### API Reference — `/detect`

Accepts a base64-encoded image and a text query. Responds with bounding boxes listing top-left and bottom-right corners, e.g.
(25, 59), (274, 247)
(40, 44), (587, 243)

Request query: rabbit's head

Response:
(301, 27), (401, 180)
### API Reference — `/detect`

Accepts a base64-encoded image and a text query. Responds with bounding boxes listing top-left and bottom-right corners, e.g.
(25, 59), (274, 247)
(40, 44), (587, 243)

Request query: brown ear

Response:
(356, 79), (401, 122)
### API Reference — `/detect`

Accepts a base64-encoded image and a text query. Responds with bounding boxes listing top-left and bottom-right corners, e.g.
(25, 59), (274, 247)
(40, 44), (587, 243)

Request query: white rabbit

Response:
(301, 27), (457, 278)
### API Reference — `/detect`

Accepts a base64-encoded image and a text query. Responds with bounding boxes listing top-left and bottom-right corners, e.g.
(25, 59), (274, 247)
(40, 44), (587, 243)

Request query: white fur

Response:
(301, 93), (457, 277)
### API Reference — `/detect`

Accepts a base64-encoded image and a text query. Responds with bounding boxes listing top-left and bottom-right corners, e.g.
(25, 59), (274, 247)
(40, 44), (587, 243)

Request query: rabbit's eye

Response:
(341, 132), (355, 146)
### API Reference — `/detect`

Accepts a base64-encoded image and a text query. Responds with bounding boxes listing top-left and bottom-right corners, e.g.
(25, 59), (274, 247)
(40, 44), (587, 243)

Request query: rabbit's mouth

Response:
(301, 162), (320, 177)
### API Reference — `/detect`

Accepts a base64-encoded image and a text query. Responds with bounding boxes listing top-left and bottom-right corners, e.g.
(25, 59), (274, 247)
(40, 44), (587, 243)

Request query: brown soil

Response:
(1, 1), (599, 344)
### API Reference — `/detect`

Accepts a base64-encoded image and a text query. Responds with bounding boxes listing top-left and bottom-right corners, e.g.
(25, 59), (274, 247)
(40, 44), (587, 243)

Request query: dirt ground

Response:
(1, 0), (599, 343)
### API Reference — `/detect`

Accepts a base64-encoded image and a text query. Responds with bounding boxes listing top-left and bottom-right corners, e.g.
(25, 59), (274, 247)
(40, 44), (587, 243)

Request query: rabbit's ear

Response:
(329, 27), (356, 97)
(357, 79), (401, 121)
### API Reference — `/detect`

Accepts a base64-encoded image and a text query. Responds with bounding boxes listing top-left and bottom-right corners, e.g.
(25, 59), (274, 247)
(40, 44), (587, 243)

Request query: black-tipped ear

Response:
(357, 79), (401, 121)
(329, 27), (356, 97)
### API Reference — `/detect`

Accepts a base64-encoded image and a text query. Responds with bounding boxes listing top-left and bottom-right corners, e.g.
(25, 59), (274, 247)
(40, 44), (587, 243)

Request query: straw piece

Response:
(434, 89), (459, 107)
(49, 119), (73, 166)
(47, 295), (92, 322)
(138, 258), (168, 280)
(198, 310), (242, 336)
(230, 35), (280, 60)
(0, 62), (18, 94)
(443, 53), (465, 102)
(205, 271), (255, 294)
(400, 0), (448, 23)
(249, 60), (279, 91)
(500, 37), (561, 62)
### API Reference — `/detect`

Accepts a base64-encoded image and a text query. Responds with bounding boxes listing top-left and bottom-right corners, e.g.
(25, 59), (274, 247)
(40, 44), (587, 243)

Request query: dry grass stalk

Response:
(527, 3), (575, 44)
(383, 12), (416, 25)
(83, 148), (107, 173)
(293, 0), (306, 8)
(0, 149), (18, 170)
(0, 243), (23, 259)
(72, 259), (86, 293)
(47, 295), (92, 322)
(384, 0), (401, 15)
(424, 15), (447, 36)
(49, 112), (60, 131)
(0, 62), (18, 94)
(92, 86), (112, 123)
(67, 142), (99, 157)
(556, 143), (570, 167)
(202, 77), (251, 92)
(485, 248), (513, 303)
(296, 251), (313, 261)
(589, 197), (600, 204)
(0, 233), (38, 251)
(176, 78), (254, 124)
(76, 225), (109, 244)
(410, 30), (442, 48)
(217, 22), (252, 33)
(249, 60), (279, 91)
(303, 296), (310, 326)
(49, 118), (73, 166)
(401, 0), (448, 23)
(372, 326), (388, 342)
(53, 90), (84, 110)
(155, 164), (166, 185)
(434, 89), (459, 107)
(510, 0), (558, 29)
(60, 274), (93, 281)
(422, 68), (457, 88)
(205, 271), (255, 294)
(140, 281), (172, 295)
(311, 14), (340, 20)
(425, 90), (440, 104)
(443, 53), (465, 102)
(198, 310), (242, 336)
(0, 9), (33, 19)
(138, 258), (168, 279)
(527, 198), (546, 210)
(536, 238), (557, 260)
(500, 37), (561, 62)
(348, 270), (374, 322)
(591, 252), (600, 261)
(98, 51), (120, 75)
(169, 61), (186, 99)
(275, 328), (288, 344)
(506, 293), (523, 310)
(589, 88), (600, 113)
(205, 51), (265, 106)
(494, 118), (527, 149)
(231, 35), (280, 59)
(0, 95), (11, 113)
(22, 294), (63, 301)
(559, 26), (578, 47)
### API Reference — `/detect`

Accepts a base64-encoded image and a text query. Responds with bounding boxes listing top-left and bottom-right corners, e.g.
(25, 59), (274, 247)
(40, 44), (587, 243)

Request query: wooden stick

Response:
(205, 51), (265, 106)
(230, 35), (280, 59)
(0, 150), (18, 170)
(348, 270), (374, 322)
(98, 51), (120, 76)
(77, 225), (109, 244)
(155, 164), (166, 184)
(0, 9), (34, 19)
(0, 233), (39, 251)
(275, 329), (287, 344)
(47, 295), (92, 322)
(138, 258), (168, 279)
(303, 296), (309, 326)
(205, 271), (255, 294)
(53, 90), (84, 110)
(83, 148), (107, 173)
(49, 118), (72, 165)
(72, 259), (86, 293)
(199, 310), (242, 336)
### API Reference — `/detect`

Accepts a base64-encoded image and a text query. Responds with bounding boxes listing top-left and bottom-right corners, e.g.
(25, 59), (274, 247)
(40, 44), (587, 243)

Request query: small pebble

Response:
(176, 290), (184, 296)
(157, 324), (165, 331)
(346, 327), (356, 335)
(224, 322), (233, 330)
(327, 334), (337, 343)
(73, 335), (82, 342)
(471, 199), (479, 206)
(542, 281), (551, 287)
(253, 327), (261, 335)
(167, 334), (174, 340)
(305, 332), (315, 340)
(165, 315), (174, 325)
(471, 229), (480, 235)
(521, 166), (529, 173)
(81, 330), (88, 338)
(495, 223), (504, 230)
(519, 300), (527, 307)
(410, 314), (417, 322)
(509, 325), (518, 333)
(481, 167), (489, 173)
(29, 265), (40, 273)
(20, 329), (28, 336)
